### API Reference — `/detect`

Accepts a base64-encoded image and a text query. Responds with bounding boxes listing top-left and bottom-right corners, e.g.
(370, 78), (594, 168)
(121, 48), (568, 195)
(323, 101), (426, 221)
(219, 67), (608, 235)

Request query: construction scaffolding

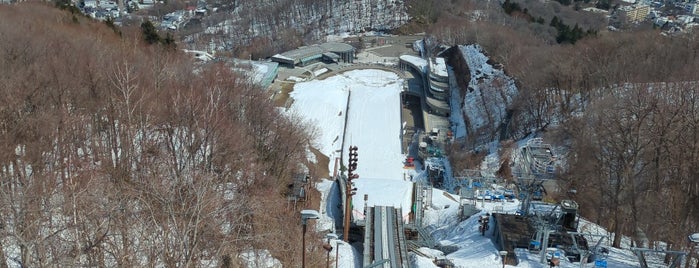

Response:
(512, 138), (557, 179)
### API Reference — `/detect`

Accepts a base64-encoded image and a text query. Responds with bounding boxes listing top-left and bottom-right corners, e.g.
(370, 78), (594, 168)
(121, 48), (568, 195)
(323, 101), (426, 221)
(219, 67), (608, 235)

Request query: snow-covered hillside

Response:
(200, 0), (408, 50)
(458, 44), (518, 146)
(288, 69), (417, 223)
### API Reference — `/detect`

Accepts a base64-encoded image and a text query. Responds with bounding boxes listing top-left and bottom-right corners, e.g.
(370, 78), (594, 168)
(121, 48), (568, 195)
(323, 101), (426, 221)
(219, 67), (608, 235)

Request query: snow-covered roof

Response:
(231, 59), (279, 88)
(429, 57), (448, 78)
(399, 55), (427, 72)
(271, 53), (293, 61)
(690, 233), (699, 243)
(319, 42), (355, 53)
(281, 46), (324, 61)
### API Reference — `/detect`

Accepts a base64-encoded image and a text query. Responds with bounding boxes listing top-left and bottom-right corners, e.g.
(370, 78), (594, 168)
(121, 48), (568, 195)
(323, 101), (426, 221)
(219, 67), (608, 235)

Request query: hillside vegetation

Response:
(178, 0), (408, 58)
(0, 3), (321, 267)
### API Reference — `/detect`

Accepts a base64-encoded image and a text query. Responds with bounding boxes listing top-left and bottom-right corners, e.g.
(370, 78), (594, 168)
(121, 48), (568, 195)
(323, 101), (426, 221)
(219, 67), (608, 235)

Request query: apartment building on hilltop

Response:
(615, 4), (651, 24)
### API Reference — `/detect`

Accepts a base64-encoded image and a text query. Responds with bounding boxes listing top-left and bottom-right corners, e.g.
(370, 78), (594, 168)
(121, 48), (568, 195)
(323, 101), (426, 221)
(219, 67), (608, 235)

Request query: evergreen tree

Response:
(596, 0), (611, 10)
(105, 16), (121, 36)
(141, 20), (161, 45)
(55, 0), (80, 13)
(571, 24), (583, 43)
(550, 16), (560, 27)
(502, 0), (523, 15)
(162, 32), (176, 49)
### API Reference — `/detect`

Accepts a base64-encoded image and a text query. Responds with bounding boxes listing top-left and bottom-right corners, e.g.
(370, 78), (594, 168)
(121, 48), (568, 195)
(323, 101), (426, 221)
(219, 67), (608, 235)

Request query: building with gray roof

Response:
(271, 42), (355, 67)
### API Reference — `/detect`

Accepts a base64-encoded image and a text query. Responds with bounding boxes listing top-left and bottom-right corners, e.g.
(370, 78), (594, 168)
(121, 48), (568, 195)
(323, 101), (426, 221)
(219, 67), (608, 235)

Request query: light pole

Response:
(335, 241), (341, 268)
(499, 251), (508, 268)
(301, 209), (320, 268)
(325, 233), (337, 268)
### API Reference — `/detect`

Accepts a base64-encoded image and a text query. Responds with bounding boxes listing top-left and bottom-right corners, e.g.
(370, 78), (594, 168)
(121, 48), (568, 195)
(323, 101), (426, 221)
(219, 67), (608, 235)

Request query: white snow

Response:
(287, 77), (349, 175)
(313, 67), (330, 77)
(291, 69), (414, 220)
(288, 69), (406, 178)
(351, 178), (414, 222)
(239, 249), (282, 268)
(429, 57), (448, 78)
(315, 179), (340, 232)
(271, 53), (293, 61)
(341, 70), (404, 180)
(328, 239), (363, 268)
(287, 76), (306, 82)
(459, 44), (518, 146)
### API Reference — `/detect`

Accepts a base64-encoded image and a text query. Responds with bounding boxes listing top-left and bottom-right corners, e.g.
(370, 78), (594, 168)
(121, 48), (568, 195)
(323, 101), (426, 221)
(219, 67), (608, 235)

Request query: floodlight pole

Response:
(302, 221), (307, 268)
(343, 146), (359, 242)
(301, 210), (320, 268)
(499, 251), (508, 268)
(335, 242), (341, 268)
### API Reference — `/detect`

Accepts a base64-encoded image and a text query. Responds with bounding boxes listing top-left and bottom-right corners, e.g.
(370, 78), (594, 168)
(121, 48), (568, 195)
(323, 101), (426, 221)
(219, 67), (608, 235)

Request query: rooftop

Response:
(273, 42), (355, 65)
(399, 55), (427, 72)
(429, 57), (448, 78)
(319, 42), (355, 53)
(280, 45), (324, 61)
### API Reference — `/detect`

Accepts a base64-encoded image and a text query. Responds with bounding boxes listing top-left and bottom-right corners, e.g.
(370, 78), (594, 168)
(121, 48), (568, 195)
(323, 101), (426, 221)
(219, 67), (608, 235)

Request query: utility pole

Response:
(343, 146), (359, 242)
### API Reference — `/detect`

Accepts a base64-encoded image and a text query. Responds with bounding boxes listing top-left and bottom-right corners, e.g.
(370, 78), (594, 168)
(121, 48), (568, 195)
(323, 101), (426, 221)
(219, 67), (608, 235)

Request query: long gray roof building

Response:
(271, 42), (355, 67)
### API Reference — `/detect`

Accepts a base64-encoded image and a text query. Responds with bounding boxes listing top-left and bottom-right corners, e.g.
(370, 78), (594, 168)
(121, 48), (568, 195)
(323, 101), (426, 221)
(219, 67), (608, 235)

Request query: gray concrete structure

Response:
(427, 57), (449, 101)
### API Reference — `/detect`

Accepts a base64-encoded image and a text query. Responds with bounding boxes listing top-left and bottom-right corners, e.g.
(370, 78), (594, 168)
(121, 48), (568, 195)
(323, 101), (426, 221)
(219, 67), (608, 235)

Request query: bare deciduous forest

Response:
(0, 3), (325, 267)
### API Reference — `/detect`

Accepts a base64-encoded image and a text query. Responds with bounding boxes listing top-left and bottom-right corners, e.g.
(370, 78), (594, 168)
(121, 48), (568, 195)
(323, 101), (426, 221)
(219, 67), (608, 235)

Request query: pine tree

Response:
(162, 32), (176, 49)
(550, 16), (560, 28)
(105, 16), (121, 36)
(140, 20), (161, 45)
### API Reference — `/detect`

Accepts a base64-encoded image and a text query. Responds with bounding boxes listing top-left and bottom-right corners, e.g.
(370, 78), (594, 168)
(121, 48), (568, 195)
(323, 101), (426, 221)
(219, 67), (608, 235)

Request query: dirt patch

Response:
(273, 82), (295, 107)
(308, 147), (331, 180)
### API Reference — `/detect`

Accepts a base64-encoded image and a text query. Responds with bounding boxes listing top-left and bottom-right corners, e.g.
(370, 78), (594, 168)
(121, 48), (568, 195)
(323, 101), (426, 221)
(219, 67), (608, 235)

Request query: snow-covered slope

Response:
(459, 44), (518, 146)
(290, 69), (416, 222)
